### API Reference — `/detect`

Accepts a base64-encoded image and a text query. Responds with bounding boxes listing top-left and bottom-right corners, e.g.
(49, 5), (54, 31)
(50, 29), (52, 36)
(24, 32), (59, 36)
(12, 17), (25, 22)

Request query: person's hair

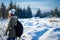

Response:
(11, 14), (14, 16)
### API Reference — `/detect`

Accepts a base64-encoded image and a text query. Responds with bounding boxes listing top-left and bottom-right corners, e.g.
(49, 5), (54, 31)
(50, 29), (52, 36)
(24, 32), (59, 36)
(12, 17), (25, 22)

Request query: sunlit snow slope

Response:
(0, 17), (60, 40)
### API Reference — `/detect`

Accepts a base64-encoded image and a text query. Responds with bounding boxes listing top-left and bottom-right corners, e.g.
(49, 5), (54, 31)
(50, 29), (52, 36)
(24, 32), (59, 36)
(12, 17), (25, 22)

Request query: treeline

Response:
(35, 7), (60, 18)
(15, 5), (33, 18)
(0, 1), (33, 19)
(0, 1), (60, 19)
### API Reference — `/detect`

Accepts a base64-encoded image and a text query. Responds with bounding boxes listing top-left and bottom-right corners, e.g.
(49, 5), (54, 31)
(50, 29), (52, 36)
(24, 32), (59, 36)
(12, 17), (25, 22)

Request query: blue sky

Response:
(0, 0), (60, 13)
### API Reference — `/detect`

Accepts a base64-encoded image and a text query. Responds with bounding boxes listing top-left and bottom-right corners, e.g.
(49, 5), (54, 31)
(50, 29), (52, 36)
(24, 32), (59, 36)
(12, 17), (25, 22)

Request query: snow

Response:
(0, 18), (60, 40)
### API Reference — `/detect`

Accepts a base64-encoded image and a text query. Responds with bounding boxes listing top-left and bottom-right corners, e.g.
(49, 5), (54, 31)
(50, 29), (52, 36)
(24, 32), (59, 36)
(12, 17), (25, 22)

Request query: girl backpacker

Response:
(15, 20), (23, 37)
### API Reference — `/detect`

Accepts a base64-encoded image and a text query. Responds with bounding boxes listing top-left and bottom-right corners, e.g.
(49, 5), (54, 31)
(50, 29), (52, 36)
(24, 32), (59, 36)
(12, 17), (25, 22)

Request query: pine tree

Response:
(1, 3), (6, 19)
(35, 9), (41, 17)
(15, 6), (20, 17)
(22, 8), (26, 18)
(13, 2), (16, 9)
(9, 0), (13, 10)
(50, 10), (54, 17)
(0, 6), (2, 17)
(14, 5), (22, 18)
(26, 5), (33, 18)
(19, 8), (23, 18)
(53, 7), (58, 17)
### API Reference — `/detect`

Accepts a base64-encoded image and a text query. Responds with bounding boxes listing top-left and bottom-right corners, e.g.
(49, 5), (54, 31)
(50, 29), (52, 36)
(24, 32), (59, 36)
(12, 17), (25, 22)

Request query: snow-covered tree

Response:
(26, 5), (33, 18)
(50, 10), (54, 17)
(53, 7), (58, 17)
(35, 8), (41, 17)
(1, 3), (6, 19)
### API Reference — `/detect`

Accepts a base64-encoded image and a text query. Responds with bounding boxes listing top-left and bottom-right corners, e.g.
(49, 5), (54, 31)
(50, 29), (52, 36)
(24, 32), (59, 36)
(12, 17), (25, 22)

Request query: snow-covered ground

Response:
(0, 17), (60, 40)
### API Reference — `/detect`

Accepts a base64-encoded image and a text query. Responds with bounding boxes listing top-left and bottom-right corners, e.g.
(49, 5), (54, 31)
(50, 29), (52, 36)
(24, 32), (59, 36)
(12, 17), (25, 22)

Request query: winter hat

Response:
(9, 9), (16, 15)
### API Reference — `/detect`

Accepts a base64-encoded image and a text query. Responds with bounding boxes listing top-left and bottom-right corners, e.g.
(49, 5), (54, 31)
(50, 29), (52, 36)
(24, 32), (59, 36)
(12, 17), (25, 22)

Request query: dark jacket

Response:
(5, 16), (17, 37)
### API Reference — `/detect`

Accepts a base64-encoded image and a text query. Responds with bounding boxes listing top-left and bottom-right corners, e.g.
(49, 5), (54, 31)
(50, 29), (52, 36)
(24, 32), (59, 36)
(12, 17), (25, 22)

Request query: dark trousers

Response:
(7, 37), (15, 40)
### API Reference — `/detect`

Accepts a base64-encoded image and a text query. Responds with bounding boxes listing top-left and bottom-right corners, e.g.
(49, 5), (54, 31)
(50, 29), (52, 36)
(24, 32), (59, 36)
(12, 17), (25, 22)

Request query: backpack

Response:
(14, 20), (23, 37)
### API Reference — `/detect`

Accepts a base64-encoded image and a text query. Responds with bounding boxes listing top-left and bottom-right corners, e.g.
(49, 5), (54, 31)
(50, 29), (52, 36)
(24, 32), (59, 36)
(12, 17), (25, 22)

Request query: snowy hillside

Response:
(0, 17), (60, 40)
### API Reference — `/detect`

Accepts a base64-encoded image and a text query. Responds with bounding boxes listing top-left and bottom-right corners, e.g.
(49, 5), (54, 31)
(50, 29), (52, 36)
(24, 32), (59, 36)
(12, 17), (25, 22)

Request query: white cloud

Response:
(16, 2), (52, 10)
(16, 1), (60, 14)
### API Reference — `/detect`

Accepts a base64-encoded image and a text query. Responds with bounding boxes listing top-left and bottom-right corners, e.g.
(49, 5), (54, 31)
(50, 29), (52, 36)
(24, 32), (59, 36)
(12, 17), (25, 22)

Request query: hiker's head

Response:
(8, 9), (16, 18)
